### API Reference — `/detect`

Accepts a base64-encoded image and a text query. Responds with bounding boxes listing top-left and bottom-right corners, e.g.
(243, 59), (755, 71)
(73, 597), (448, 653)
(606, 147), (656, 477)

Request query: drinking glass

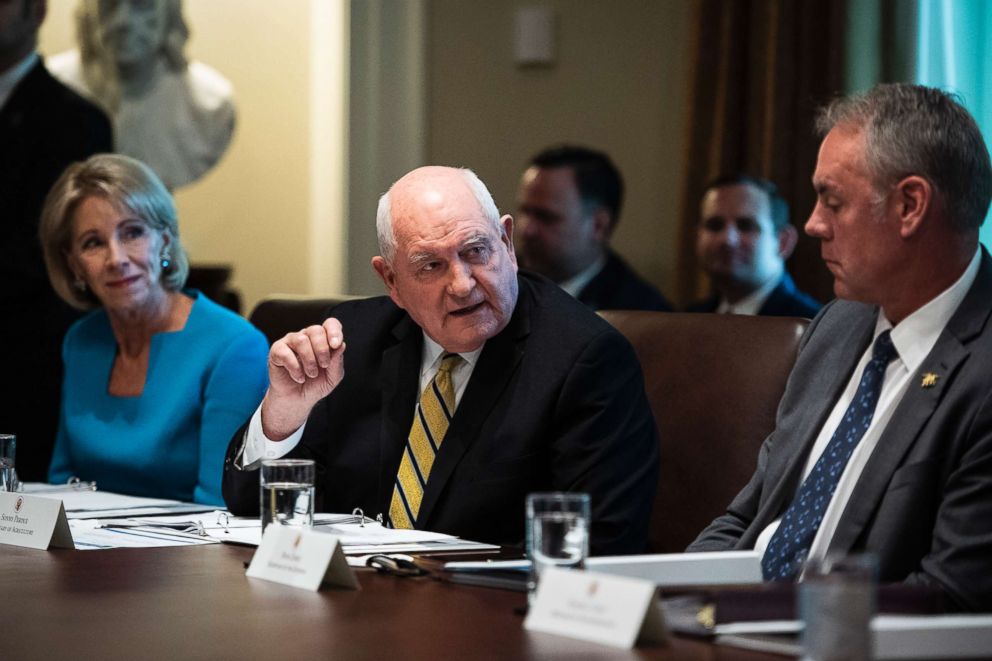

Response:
(0, 434), (16, 493)
(260, 459), (315, 532)
(525, 492), (590, 603)
(800, 553), (877, 661)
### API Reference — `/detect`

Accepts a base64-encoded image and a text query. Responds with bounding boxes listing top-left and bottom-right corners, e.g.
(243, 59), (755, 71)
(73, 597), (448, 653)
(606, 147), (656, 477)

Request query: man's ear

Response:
(591, 207), (612, 243)
(777, 224), (798, 260)
(499, 215), (518, 268)
(371, 256), (403, 308)
(893, 175), (932, 239)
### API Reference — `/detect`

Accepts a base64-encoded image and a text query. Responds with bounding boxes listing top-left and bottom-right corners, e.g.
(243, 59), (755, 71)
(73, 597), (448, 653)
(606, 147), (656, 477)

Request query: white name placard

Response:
(0, 492), (74, 550)
(246, 525), (359, 591)
(524, 567), (668, 649)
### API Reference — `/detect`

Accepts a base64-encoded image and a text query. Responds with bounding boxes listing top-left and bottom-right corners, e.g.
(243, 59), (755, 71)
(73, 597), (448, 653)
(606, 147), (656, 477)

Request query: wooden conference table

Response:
(1, 544), (783, 660)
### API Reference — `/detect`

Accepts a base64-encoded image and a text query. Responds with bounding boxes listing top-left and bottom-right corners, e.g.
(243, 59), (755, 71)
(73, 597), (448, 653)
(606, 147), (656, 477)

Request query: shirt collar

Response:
(558, 254), (607, 298)
(0, 52), (38, 111)
(716, 270), (783, 315)
(421, 332), (483, 378)
(875, 247), (981, 372)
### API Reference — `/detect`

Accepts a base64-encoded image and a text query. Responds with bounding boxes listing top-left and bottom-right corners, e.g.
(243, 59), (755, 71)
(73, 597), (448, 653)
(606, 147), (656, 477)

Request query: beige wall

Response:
(427, 0), (692, 296)
(38, 1), (691, 309)
(39, 1), (348, 314)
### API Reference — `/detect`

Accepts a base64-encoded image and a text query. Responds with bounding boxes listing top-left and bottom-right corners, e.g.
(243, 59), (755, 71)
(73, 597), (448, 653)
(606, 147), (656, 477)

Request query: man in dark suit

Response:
(223, 166), (658, 555)
(516, 145), (671, 311)
(689, 84), (992, 611)
(687, 174), (820, 318)
(0, 0), (112, 481)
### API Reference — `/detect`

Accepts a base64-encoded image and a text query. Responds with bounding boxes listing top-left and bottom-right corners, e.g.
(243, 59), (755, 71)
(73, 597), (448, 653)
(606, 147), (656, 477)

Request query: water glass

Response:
(260, 459), (315, 532)
(526, 492), (590, 603)
(800, 553), (877, 661)
(0, 434), (16, 493)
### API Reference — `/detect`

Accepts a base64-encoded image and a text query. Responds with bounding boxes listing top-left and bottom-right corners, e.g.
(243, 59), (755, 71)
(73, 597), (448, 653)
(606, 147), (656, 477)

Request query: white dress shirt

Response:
(715, 270), (782, 315)
(0, 52), (37, 111)
(558, 255), (607, 299)
(755, 248), (981, 567)
(241, 333), (482, 467)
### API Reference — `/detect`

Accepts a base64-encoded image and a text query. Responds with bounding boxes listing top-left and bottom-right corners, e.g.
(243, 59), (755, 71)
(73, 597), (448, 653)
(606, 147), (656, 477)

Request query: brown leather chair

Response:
(248, 295), (364, 345)
(598, 311), (809, 554)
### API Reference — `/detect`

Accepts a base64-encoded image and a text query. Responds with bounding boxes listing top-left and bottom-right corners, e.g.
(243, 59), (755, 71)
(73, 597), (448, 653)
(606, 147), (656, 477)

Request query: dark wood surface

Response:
(1, 544), (784, 660)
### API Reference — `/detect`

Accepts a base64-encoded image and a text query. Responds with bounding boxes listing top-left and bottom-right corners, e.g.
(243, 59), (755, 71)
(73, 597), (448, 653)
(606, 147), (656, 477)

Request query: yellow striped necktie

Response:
(389, 353), (462, 529)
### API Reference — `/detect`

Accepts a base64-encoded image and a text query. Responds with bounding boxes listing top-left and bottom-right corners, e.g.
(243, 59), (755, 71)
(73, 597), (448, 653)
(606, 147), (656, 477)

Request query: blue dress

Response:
(49, 291), (269, 505)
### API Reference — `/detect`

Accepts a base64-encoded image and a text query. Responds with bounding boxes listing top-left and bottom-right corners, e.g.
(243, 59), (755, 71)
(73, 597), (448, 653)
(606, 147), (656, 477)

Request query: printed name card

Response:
(0, 492), (74, 550)
(524, 567), (668, 649)
(246, 525), (359, 591)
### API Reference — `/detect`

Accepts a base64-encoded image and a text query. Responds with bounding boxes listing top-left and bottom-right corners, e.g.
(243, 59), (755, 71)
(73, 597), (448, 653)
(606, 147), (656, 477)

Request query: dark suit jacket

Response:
(0, 58), (112, 481)
(686, 273), (821, 318)
(577, 250), (672, 312)
(223, 273), (659, 555)
(689, 250), (992, 611)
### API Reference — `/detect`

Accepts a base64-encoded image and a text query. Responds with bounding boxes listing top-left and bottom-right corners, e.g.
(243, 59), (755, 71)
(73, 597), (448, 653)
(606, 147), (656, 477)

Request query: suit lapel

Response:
(829, 251), (992, 553)
(758, 275), (793, 316)
(376, 315), (422, 513)
(416, 289), (531, 527)
(757, 308), (877, 528)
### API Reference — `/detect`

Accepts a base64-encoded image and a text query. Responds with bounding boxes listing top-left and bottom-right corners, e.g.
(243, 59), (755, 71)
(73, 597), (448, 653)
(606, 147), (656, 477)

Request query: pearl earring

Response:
(160, 250), (171, 270)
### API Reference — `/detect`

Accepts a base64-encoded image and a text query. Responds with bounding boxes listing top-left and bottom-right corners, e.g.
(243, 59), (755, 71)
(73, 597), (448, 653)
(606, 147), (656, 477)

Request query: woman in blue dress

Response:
(39, 154), (268, 505)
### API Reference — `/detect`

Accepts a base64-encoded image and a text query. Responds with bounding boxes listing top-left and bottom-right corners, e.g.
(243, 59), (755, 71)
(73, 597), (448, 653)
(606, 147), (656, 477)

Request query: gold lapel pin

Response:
(921, 373), (939, 388)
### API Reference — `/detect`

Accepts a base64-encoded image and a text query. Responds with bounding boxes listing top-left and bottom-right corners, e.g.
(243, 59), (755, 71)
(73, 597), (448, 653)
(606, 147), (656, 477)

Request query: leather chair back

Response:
(249, 295), (362, 345)
(598, 311), (809, 554)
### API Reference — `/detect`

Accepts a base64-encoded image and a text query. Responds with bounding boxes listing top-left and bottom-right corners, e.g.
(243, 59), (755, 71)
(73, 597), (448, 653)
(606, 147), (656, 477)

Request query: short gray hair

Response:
(816, 83), (992, 232)
(39, 153), (190, 310)
(375, 168), (502, 263)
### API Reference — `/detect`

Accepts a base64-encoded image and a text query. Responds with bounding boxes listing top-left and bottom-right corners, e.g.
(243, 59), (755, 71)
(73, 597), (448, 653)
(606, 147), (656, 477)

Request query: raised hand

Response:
(260, 318), (345, 440)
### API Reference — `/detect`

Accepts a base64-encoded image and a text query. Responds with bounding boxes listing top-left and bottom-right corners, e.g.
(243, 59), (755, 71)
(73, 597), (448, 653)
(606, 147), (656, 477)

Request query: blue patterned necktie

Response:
(762, 330), (898, 580)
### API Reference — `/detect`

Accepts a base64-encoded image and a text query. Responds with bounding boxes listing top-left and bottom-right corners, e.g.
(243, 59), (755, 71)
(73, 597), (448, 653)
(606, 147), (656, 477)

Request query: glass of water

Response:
(526, 492), (590, 603)
(800, 553), (877, 661)
(0, 434), (16, 493)
(260, 459), (315, 532)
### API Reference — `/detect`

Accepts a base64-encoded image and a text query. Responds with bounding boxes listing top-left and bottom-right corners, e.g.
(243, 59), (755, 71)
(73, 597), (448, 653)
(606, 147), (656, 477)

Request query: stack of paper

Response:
(712, 614), (992, 659)
(102, 511), (499, 556)
(22, 483), (214, 518)
(584, 550), (763, 586)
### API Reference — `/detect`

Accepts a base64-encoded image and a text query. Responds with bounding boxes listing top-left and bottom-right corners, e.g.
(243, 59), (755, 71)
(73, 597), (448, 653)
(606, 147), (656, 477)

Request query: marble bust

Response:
(48, 0), (235, 189)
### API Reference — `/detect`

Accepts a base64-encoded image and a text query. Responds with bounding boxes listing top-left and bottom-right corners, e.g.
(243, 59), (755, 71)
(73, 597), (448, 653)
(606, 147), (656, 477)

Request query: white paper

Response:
(25, 487), (180, 512)
(444, 559), (531, 572)
(715, 615), (992, 660)
(873, 615), (992, 660)
(585, 550), (762, 586)
(311, 522), (454, 545)
(68, 519), (217, 549)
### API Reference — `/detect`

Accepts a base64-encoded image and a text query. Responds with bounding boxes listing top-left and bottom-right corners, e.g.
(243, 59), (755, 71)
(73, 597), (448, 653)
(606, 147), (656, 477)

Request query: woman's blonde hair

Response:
(39, 153), (189, 310)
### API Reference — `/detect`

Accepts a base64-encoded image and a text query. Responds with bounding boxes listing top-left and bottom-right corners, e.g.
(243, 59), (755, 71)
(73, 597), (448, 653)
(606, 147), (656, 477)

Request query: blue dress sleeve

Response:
(193, 326), (269, 505)
(48, 328), (76, 484)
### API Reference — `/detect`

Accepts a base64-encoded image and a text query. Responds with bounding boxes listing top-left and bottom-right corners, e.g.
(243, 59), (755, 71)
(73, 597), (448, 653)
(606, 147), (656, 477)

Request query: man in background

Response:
(0, 0), (112, 481)
(516, 145), (671, 311)
(688, 174), (820, 317)
(689, 84), (992, 612)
